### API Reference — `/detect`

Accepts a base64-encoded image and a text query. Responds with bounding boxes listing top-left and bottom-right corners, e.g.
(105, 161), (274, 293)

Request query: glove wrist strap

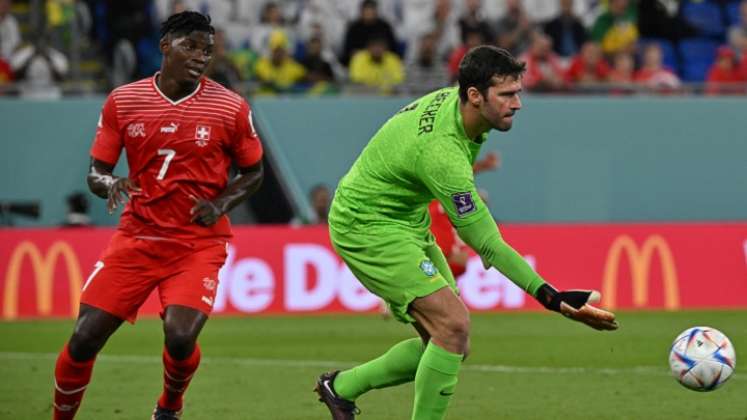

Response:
(535, 283), (560, 312)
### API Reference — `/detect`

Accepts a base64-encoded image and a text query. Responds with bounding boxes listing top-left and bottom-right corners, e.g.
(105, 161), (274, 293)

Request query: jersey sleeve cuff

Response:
(234, 143), (263, 168)
(90, 149), (119, 166)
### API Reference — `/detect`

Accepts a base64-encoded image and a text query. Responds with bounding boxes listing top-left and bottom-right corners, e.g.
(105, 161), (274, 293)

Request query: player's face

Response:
(480, 76), (522, 132)
(163, 31), (214, 85)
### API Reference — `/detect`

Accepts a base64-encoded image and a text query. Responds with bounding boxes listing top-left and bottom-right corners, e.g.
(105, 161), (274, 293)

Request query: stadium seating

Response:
(678, 38), (719, 81)
(725, 1), (742, 26)
(681, 1), (727, 38)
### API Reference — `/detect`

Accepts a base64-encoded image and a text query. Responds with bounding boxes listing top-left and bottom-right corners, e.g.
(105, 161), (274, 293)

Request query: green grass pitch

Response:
(1, 311), (745, 419)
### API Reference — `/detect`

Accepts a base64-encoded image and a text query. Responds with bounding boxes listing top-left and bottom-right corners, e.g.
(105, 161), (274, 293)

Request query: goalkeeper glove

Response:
(535, 284), (619, 331)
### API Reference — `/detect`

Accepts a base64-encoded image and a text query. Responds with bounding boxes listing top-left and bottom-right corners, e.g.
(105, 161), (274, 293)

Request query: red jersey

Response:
(705, 65), (747, 95)
(428, 200), (469, 277)
(564, 56), (611, 83)
(519, 51), (565, 90)
(634, 68), (680, 88)
(90, 74), (263, 240)
(448, 46), (468, 78)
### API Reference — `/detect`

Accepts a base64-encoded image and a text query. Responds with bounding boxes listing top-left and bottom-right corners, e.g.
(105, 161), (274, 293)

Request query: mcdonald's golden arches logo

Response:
(3, 241), (83, 320)
(602, 235), (680, 310)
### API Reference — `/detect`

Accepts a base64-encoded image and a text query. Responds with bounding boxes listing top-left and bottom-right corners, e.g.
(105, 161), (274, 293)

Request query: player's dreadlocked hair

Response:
(458, 46), (525, 102)
(160, 11), (215, 40)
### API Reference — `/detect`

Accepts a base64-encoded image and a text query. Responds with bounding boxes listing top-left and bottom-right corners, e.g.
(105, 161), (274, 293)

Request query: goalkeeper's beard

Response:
(486, 111), (515, 132)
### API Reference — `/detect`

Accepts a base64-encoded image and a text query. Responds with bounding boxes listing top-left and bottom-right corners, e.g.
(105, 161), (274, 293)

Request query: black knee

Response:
(65, 305), (122, 361)
(164, 330), (197, 360)
(68, 328), (107, 361)
(162, 305), (206, 359)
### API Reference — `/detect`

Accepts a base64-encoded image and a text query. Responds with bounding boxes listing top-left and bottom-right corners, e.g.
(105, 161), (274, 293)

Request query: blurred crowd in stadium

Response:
(1, 0), (747, 98)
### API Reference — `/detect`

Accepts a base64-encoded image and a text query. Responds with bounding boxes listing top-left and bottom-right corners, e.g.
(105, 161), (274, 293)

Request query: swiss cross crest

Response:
(202, 277), (217, 291)
(195, 125), (211, 147)
(127, 122), (146, 138)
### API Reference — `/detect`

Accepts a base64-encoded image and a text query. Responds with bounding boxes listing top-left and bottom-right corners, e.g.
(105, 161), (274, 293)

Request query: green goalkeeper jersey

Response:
(330, 86), (546, 296)
(330, 87), (488, 234)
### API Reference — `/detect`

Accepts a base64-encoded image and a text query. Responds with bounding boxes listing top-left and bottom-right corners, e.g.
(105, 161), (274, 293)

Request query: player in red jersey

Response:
(51, 12), (263, 420)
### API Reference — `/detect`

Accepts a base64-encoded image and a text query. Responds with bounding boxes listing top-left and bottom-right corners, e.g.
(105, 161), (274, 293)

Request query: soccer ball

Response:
(669, 326), (736, 391)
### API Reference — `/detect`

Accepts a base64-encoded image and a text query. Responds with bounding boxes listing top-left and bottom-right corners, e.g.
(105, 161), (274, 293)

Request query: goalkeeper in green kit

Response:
(314, 46), (619, 420)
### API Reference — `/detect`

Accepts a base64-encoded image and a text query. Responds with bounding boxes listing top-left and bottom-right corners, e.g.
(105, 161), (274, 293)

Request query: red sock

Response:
(158, 345), (201, 411)
(53, 344), (95, 420)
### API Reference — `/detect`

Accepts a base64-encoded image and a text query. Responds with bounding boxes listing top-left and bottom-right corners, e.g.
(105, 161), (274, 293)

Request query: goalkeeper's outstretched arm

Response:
(414, 139), (617, 330)
(456, 214), (619, 331)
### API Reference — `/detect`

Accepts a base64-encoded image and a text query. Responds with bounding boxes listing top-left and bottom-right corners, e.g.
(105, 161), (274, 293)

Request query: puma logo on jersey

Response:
(127, 122), (146, 138)
(160, 122), (179, 133)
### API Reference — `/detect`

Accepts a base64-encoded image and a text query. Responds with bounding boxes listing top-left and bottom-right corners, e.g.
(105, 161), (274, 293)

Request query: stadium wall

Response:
(253, 95), (747, 222)
(0, 96), (746, 226)
(2, 223), (746, 319)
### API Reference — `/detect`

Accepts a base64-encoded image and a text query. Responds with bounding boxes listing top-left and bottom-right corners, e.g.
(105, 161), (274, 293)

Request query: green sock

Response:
(412, 342), (463, 420)
(333, 338), (425, 401)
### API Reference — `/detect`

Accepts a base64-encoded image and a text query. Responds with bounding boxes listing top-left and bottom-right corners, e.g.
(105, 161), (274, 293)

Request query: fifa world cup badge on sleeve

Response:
(452, 192), (476, 217)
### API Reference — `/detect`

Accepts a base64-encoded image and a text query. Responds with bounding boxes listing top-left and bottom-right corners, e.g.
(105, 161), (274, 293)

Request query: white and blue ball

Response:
(669, 326), (736, 392)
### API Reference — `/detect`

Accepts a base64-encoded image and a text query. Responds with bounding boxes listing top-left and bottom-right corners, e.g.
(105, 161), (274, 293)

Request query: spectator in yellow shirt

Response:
(349, 37), (404, 94)
(590, 0), (638, 55)
(255, 30), (306, 94)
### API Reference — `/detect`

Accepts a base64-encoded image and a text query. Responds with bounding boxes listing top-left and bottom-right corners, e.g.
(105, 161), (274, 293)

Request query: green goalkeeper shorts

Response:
(329, 224), (458, 323)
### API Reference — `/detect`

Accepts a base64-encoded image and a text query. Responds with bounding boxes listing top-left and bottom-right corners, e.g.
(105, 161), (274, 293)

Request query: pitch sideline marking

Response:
(2, 351), (738, 380)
